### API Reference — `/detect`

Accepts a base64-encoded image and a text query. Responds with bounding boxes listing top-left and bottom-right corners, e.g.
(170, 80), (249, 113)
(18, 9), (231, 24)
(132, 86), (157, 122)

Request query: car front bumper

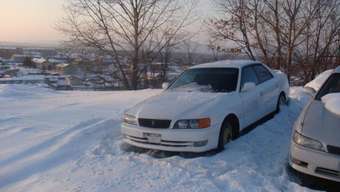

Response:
(289, 142), (340, 182)
(121, 123), (219, 152)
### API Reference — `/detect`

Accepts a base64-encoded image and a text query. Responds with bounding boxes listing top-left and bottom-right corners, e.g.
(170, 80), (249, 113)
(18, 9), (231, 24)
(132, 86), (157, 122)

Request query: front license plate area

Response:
(144, 133), (161, 144)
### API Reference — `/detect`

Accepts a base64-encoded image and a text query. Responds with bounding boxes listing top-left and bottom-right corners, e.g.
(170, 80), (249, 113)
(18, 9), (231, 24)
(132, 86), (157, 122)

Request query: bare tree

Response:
(298, 0), (340, 82)
(182, 39), (199, 66)
(207, 40), (220, 61)
(211, 0), (340, 83)
(58, 0), (195, 89)
(211, 0), (257, 60)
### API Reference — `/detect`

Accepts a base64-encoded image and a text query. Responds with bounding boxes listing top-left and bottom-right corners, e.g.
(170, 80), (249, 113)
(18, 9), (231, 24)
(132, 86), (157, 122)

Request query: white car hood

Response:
(127, 91), (227, 120)
(302, 100), (340, 147)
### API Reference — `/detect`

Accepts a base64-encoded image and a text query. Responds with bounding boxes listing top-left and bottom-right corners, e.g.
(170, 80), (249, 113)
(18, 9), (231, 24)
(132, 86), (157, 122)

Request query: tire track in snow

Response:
(0, 118), (117, 190)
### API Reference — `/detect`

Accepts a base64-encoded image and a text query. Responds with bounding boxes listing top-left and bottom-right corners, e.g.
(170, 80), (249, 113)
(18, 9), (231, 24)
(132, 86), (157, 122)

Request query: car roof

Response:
(190, 60), (260, 69)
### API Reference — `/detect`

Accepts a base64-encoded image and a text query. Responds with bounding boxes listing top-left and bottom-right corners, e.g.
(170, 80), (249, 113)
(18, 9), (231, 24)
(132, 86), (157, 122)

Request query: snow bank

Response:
(305, 70), (333, 92)
(0, 84), (54, 100)
(322, 93), (340, 116)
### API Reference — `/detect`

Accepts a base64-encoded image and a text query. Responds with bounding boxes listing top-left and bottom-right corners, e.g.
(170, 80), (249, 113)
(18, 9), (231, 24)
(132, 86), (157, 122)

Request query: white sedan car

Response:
(289, 66), (340, 182)
(121, 60), (289, 152)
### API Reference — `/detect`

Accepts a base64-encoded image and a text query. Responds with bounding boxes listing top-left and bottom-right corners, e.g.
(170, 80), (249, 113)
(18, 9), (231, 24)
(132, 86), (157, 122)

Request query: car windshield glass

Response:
(316, 73), (340, 99)
(168, 68), (239, 92)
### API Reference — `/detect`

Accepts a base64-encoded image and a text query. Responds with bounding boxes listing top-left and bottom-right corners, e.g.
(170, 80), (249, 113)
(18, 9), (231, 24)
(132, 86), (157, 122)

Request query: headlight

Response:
(123, 114), (137, 125)
(174, 118), (211, 129)
(293, 131), (325, 152)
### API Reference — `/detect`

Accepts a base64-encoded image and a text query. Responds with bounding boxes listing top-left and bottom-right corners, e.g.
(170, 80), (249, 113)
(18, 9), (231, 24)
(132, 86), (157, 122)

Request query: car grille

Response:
(138, 118), (171, 129)
(327, 145), (340, 156)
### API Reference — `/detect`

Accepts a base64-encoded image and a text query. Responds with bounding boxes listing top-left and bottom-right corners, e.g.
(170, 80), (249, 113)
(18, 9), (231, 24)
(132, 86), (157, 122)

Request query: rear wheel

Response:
(276, 93), (287, 113)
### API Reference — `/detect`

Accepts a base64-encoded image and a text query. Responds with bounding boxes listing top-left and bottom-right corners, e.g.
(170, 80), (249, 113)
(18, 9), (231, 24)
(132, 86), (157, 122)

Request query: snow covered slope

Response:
(0, 85), (314, 192)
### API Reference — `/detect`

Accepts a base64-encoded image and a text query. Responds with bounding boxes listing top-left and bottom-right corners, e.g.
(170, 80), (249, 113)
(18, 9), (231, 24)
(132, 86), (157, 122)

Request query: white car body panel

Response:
(240, 86), (261, 127)
(121, 60), (289, 152)
(290, 142), (340, 182)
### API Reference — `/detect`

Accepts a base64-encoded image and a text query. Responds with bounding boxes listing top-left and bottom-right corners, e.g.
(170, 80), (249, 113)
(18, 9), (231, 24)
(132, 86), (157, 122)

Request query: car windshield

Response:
(316, 73), (340, 100)
(168, 68), (239, 92)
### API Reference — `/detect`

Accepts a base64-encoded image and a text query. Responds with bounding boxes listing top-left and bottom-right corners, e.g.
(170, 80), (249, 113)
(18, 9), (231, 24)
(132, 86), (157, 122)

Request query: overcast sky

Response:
(0, 0), (217, 45)
(0, 0), (65, 44)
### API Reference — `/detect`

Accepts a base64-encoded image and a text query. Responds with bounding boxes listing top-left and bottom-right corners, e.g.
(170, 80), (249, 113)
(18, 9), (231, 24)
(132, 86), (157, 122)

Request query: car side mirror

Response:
(162, 82), (169, 89)
(241, 82), (256, 92)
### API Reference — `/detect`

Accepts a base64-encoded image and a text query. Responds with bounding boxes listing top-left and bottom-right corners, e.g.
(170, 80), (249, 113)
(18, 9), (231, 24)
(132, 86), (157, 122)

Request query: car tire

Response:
(276, 93), (287, 113)
(217, 120), (234, 151)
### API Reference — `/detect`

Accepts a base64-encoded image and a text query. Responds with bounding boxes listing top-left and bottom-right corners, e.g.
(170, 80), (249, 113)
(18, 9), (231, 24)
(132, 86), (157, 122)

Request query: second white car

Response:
(289, 66), (340, 182)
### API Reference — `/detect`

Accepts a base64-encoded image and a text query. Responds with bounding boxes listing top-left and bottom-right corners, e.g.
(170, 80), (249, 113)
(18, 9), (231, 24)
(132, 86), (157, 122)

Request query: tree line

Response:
(59, 0), (340, 89)
(211, 0), (340, 83)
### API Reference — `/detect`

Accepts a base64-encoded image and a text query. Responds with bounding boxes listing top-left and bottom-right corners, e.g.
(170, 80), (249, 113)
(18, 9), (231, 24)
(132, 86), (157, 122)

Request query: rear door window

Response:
(253, 64), (273, 84)
(241, 66), (259, 88)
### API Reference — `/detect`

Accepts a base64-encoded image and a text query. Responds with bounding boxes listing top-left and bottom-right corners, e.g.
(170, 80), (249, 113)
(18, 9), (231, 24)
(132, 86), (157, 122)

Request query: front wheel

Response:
(276, 93), (287, 113)
(217, 121), (234, 151)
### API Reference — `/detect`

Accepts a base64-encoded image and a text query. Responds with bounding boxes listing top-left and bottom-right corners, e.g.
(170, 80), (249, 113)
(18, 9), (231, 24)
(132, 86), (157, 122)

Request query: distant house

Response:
(48, 58), (67, 65)
(57, 63), (86, 77)
(32, 57), (48, 70)
(69, 53), (82, 60)
(0, 67), (19, 77)
(2, 59), (17, 66)
(11, 54), (28, 64)
(33, 57), (69, 71)
(55, 63), (70, 74)
(23, 50), (42, 58)
(0, 48), (22, 59)
(69, 75), (83, 86)
(0, 63), (10, 71)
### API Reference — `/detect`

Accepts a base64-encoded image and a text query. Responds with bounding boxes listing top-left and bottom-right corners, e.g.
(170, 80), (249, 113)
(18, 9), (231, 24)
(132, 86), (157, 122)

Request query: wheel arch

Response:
(279, 91), (288, 104)
(221, 113), (240, 139)
(279, 91), (287, 98)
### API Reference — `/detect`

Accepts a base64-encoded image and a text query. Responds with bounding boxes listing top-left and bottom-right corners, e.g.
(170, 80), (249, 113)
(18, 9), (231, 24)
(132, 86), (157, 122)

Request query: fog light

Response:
(194, 140), (208, 147)
(291, 157), (308, 168)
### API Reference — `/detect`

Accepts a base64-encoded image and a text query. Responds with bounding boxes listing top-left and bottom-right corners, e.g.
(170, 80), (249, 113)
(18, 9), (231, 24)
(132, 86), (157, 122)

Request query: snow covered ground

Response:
(0, 84), (327, 192)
